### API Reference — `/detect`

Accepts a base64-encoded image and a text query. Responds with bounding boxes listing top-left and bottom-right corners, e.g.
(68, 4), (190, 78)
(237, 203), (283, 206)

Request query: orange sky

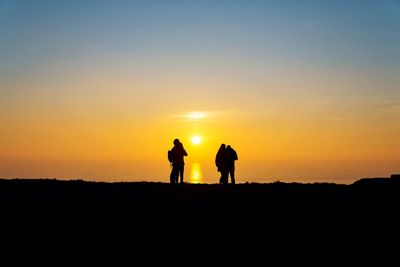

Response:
(1, 103), (399, 183)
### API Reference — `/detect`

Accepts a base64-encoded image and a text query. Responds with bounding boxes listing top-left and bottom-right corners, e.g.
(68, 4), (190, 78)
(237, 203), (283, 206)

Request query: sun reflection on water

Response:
(189, 162), (202, 184)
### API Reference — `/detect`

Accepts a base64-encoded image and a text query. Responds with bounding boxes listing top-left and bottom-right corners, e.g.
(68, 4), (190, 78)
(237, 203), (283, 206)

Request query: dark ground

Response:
(0, 177), (399, 266)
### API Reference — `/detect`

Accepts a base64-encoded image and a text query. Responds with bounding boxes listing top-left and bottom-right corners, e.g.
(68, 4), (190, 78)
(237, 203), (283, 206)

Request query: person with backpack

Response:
(226, 145), (238, 185)
(215, 144), (229, 185)
(168, 139), (188, 184)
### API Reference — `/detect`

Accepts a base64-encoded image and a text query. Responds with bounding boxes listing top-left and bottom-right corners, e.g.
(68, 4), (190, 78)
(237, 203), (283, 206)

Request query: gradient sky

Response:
(1, 0), (399, 183)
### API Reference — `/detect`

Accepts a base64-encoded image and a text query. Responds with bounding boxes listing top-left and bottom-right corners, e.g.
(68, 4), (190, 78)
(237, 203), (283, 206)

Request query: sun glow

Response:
(189, 163), (202, 184)
(191, 135), (202, 145)
(187, 112), (206, 120)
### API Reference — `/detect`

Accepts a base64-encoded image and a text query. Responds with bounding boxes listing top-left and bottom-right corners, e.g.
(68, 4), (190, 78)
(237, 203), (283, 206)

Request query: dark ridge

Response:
(352, 177), (391, 185)
(0, 177), (399, 265)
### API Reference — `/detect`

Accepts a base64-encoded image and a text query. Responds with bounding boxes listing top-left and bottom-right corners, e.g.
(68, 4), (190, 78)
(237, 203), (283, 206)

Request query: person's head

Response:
(173, 138), (180, 146)
(219, 144), (226, 150)
(227, 145), (232, 150)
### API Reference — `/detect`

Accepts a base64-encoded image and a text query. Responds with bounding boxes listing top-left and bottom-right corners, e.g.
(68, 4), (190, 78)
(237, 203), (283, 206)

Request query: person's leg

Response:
(175, 167), (179, 183)
(170, 166), (177, 183)
(230, 169), (235, 185)
(222, 171), (228, 185)
(170, 166), (173, 183)
(220, 171), (225, 184)
(179, 165), (184, 183)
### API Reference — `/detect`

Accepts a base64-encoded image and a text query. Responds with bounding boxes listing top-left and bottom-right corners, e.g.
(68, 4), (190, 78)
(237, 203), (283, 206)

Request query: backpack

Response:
(232, 150), (238, 161)
(168, 150), (174, 163)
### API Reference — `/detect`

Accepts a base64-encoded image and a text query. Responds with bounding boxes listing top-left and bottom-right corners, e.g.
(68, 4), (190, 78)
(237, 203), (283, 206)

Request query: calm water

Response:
(188, 162), (203, 184)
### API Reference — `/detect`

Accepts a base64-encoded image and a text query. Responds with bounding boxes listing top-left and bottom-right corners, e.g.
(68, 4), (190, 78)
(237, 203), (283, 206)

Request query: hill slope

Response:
(0, 178), (399, 265)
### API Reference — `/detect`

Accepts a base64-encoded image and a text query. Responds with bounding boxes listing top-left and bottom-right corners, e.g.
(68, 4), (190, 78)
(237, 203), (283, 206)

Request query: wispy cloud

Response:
(170, 109), (258, 122)
(170, 110), (228, 121)
(374, 104), (400, 118)
(328, 115), (357, 122)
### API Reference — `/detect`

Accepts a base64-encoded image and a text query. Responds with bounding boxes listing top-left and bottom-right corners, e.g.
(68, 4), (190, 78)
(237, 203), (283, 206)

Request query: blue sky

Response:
(1, 0), (399, 75)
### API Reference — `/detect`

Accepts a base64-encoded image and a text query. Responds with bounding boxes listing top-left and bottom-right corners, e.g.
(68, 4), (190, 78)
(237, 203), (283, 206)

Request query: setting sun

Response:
(191, 135), (202, 145)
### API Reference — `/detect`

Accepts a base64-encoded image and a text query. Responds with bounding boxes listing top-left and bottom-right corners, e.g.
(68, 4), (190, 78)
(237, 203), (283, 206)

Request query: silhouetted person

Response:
(215, 144), (229, 185)
(168, 139), (188, 184)
(226, 145), (238, 185)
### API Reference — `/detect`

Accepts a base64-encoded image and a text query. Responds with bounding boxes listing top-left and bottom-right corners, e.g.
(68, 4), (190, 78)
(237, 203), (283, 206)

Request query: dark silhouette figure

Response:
(168, 138), (188, 184)
(226, 145), (238, 185)
(215, 144), (229, 185)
